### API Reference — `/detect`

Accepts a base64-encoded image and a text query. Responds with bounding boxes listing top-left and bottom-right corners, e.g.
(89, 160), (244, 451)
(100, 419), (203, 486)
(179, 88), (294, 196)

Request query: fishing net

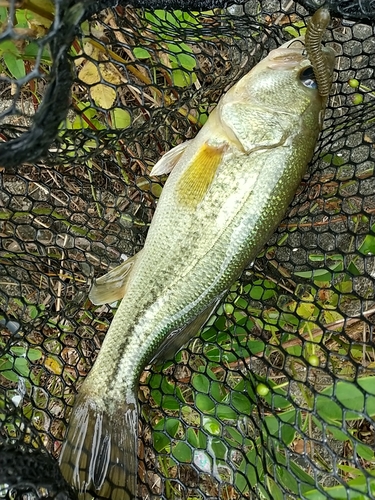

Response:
(1, 0), (375, 498)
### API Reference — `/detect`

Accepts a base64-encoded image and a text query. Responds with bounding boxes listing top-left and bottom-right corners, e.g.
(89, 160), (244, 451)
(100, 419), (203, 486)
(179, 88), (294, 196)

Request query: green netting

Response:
(1, 1), (375, 499)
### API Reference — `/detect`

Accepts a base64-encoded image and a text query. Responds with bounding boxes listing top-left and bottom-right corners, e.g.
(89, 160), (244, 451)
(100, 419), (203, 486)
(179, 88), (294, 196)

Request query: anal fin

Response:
(151, 294), (224, 365)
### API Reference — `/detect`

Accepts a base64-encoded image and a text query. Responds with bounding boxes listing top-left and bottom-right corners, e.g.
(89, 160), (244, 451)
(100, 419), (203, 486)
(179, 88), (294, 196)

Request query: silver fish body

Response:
(59, 37), (335, 500)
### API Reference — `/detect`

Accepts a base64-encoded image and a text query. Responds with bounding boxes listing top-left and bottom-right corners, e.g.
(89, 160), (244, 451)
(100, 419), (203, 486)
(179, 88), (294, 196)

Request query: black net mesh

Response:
(1, 0), (375, 499)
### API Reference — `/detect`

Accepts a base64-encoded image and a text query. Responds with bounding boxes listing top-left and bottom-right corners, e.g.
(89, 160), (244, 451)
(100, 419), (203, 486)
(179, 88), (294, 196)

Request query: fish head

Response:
(224, 36), (335, 121)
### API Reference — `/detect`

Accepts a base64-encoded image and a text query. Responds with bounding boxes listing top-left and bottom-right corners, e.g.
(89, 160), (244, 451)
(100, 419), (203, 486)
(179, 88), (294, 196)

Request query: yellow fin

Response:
(150, 141), (190, 176)
(89, 252), (141, 305)
(176, 142), (225, 208)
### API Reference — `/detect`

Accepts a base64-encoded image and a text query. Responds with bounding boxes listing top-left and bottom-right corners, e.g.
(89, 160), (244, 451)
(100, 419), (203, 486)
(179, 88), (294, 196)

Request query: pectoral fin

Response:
(89, 252), (141, 305)
(150, 141), (190, 176)
(176, 142), (226, 209)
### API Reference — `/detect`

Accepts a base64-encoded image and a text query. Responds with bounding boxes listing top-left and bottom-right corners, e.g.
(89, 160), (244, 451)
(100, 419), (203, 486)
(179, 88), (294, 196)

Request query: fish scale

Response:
(59, 30), (335, 500)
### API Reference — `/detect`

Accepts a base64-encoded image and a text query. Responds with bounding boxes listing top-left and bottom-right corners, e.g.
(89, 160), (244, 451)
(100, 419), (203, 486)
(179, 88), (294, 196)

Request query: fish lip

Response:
(266, 36), (307, 69)
(266, 50), (309, 70)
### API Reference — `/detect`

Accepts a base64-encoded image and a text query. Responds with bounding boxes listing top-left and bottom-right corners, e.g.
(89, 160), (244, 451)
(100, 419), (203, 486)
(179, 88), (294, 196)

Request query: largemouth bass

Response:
(59, 24), (335, 500)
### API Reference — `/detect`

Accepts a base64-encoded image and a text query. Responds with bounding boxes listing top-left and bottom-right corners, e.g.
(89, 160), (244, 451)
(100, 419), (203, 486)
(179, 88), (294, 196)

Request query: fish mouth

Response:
(265, 36), (307, 69)
(266, 49), (308, 70)
(268, 36), (335, 73)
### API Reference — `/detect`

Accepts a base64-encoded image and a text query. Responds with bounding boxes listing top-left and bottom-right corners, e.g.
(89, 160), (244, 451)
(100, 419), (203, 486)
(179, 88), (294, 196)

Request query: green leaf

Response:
(338, 464), (367, 477)
(15, 8), (29, 28)
(160, 376), (176, 395)
(236, 447), (259, 492)
(0, 357), (13, 372)
(29, 305), (42, 319)
(171, 68), (196, 87)
(358, 234), (375, 255)
(284, 26), (300, 38)
(161, 394), (180, 410)
(172, 10), (200, 28)
(249, 285), (265, 300)
(111, 108), (131, 129)
(168, 44), (195, 69)
(10, 346), (27, 356)
(176, 51), (195, 70)
(149, 373), (162, 389)
(27, 348), (42, 362)
(316, 377), (375, 425)
(294, 269), (332, 282)
(187, 427), (206, 448)
(308, 254), (325, 262)
(332, 154), (345, 166)
(209, 380), (226, 403)
(0, 7), (7, 23)
(24, 42), (51, 62)
(195, 393), (214, 414)
(347, 261), (361, 277)
(0, 40), (20, 56)
(320, 153), (345, 167)
(274, 451), (315, 494)
(231, 392), (252, 414)
(315, 393), (344, 423)
(247, 339), (265, 355)
(133, 47), (151, 59)
(192, 373), (210, 394)
(151, 389), (162, 406)
(334, 278), (353, 293)
(216, 403), (236, 420)
(356, 444), (375, 460)
(209, 437), (228, 461)
(3, 52), (26, 79)
(261, 386), (291, 411)
(14, 358), (30, 377)
(305, 476), (375, 499)
(264, 409), (297, 446)
(224, 426), (243, 447)
(165, 418), (179, 438)
(153, 430), (170, 452)
(266, 476), (284, 500)
(203, 345), (220, 362)
(172, 441), (192, 463)
(358, 376), (375, 396)
(146, 9), (182, 34)
(1, 370), (19, 382)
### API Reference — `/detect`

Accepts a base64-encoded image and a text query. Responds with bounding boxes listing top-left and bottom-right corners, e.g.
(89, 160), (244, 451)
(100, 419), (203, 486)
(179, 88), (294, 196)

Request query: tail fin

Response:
(59, 391), (138, 500)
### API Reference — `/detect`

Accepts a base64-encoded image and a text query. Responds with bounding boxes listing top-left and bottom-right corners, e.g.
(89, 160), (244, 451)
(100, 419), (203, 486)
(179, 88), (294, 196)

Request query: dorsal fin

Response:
(176, 142), (226, 209)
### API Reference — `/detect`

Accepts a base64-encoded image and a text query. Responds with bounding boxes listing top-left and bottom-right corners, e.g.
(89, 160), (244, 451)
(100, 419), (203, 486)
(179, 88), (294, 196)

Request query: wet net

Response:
(1, 0), (375, 498)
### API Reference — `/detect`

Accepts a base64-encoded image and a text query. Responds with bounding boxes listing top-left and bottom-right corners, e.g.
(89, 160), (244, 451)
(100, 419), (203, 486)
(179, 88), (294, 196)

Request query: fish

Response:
(59, 24), (336, 500)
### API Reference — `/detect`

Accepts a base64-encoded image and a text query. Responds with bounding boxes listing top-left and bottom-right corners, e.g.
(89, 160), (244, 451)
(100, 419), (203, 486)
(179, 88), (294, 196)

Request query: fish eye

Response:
(300, 66), (318, 89)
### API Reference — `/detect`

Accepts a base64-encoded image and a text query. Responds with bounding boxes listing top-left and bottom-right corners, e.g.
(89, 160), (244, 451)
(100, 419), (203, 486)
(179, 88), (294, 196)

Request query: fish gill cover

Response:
(0, 0), (375, 499)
